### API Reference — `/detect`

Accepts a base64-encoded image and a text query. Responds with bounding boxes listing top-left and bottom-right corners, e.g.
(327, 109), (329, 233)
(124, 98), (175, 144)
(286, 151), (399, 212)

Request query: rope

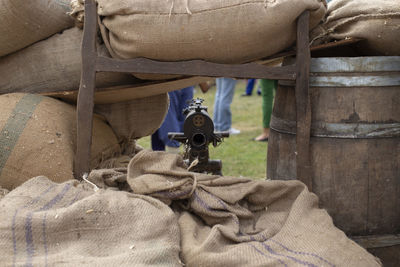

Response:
(185, 0), (192, 15)
(82, 173), (99, 192)
(169, 0), (174, 18)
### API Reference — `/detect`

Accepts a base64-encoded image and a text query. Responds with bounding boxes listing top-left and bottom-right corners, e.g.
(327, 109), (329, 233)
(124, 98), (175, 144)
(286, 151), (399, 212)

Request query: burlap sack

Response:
(0, 27), (138, 95)
(310, 0), (400, 56)
(0, 26), (171, 143)
(95, 94), (169, 145)
(97, 0), (326, 63)
(125, 150), (380, 266)
(0, 0), (74, 57)
(0, 93), (120, 190)
(0, 176), (181, 266)
(1, 151), (380, 266)
(69, 0), (85, 28)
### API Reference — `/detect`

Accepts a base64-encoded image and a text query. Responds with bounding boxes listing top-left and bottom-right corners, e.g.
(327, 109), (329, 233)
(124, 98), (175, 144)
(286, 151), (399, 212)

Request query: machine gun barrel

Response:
(168, 98), (228, 175)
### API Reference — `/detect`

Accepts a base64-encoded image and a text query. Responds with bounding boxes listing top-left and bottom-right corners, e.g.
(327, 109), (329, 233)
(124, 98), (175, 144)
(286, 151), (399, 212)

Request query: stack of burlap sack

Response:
(0, 0), (138, 94)
(0, 0), (329, 190)
(0, 93), (168, 190)
(0, 150), (381, 266)
(0, 0), (170, 190)
(0, 0), (384, 265)
(311, 0), (400, 56)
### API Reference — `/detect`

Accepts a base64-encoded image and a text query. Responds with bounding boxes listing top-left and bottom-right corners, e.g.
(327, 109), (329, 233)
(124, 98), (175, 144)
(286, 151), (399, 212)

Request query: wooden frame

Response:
(75, 0), (312, 190)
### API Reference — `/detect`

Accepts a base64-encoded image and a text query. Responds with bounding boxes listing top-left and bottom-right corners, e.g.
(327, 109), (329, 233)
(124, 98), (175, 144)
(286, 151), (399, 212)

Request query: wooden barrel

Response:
(267, 56), (400, 238)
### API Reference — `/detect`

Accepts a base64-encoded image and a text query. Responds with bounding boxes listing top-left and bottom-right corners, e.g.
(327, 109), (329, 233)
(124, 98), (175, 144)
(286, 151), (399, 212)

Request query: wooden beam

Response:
(295, 11), (313, 191)
(352, 234), (400, 249)
(96, 57), (296, 80)
(74, 0), (98, 179)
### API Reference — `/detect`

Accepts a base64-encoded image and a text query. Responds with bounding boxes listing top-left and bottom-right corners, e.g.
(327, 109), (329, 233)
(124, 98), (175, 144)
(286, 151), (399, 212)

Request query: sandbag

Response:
(0, 93), (120, 190)
(0, 27), (138, 95)
(0, 27), (170, 142)
(310, 0), (400, 56)
(1, 151), (380, 266)
(0, 0), (74, 57)
(124, 151), (379, 266)
(0, 176), (181, 266)
(95, 94), (169, 145)
(97, 0), (327, 63)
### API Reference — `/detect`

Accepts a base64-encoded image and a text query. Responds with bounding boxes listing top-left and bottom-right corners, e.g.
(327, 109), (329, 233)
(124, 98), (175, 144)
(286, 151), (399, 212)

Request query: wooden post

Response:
(74, 0), (97, 179)
(295, 11), (312, 190)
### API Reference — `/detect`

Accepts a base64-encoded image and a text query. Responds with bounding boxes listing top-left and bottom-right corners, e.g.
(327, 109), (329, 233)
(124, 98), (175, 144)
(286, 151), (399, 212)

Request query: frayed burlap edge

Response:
(310, 12), (400, 46)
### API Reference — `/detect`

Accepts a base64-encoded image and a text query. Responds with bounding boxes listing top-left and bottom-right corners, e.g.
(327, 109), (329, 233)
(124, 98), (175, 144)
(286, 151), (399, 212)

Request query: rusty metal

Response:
(270, 115), (400, 139)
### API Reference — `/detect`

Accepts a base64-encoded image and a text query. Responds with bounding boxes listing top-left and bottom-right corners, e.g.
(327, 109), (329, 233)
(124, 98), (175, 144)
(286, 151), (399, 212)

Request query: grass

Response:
(137, 80), (267, 180)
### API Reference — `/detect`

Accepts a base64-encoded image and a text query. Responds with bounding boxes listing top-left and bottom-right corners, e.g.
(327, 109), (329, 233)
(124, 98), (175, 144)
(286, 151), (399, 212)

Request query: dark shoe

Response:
(253, 136), (268, 142)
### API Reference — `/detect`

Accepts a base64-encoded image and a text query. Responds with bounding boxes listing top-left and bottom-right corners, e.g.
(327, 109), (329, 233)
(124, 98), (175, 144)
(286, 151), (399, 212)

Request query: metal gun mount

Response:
(168, 98), (229, 175)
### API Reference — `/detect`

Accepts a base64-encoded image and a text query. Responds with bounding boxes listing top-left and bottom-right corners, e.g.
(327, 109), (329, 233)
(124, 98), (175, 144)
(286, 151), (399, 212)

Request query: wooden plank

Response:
(295, 11), (312, 191)
(352, 234), (400, 249)
(74, 0), (97, 179)
(44, 76), (213, 104)
(96, 57), (296, 80)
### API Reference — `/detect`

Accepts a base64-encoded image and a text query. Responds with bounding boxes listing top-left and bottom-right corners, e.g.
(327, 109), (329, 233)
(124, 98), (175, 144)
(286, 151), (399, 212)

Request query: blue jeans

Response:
(245, 79), (256, 95)
(152, 86), (194, 151)
(213, 78), (236, 131)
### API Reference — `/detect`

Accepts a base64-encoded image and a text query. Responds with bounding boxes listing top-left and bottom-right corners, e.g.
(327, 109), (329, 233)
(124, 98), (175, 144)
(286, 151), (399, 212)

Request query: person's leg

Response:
(151, 130), (165, 151)
(178, 86), (194, 122)
(256, 80), (262, 95)
(213, 78), (223, 130)
(152, 90), (182, 150)
(243, 79), (256, 96)
(213, 78), (236, 131)
(262, 79), (276, 129)
(255, 79), (277, 141)
(151, 86), (194, 151)
(164, 86), (194, 153)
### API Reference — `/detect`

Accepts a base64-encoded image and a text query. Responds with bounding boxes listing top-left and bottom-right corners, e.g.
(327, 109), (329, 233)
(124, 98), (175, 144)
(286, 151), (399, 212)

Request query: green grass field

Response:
(137, 80), (267, 180)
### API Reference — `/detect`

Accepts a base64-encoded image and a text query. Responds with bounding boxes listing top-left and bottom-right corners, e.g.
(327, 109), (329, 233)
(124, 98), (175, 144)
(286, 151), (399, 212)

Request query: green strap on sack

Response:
(0, 94), (43, 175)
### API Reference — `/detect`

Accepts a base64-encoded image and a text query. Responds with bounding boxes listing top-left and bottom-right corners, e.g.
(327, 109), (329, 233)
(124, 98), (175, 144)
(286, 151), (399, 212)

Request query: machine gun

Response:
(168, 98), (229, 175)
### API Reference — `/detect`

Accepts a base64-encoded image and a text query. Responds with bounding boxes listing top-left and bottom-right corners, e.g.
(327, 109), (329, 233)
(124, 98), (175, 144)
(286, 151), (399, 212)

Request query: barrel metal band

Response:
(279, 74), (400, 87)
(270, 115), (400, 139)
(310, 57), (400, 72)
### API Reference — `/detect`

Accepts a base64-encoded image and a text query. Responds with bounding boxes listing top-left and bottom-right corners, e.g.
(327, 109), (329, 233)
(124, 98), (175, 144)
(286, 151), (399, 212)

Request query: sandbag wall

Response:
(0, 0), (74, 57)
(0, 0), (171, 187)
(0, 0), (386, 266)
(0, 151), (381, 266)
